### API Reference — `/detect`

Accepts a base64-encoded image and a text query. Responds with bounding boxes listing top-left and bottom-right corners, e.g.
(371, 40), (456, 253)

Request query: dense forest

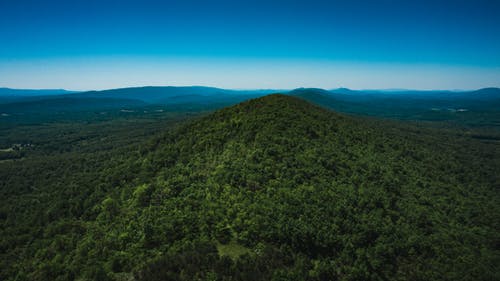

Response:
(1, 94), (499, 280)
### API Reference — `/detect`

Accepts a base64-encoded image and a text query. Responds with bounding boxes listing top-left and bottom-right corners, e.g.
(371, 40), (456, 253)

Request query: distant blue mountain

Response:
(0, 88), (78, 96)
(289, 87), (500, 125)
(1, 86), (499, 126)
(0, 86), (281, 115)
(0, 88), (81, 104)
(327, 87), (500, 101)
(72, 86), (279, 103)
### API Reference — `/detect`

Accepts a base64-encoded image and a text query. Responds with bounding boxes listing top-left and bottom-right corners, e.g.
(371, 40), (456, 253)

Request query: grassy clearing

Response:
(216, 241), (251, 259)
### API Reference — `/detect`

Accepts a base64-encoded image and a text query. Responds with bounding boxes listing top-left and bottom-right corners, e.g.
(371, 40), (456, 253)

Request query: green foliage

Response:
(1, 94), (499, 280)
(215, 225), (232, 244)
(133, 184), (153, 207)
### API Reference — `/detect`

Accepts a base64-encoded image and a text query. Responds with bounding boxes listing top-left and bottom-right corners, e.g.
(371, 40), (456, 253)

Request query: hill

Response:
(72, 86), (276, 104)
(328, 87), (500, 101)
(2, 86), (499, 128)
(292, 88), (500, 126)
(1, 94), (498, 280)
(0, 86), (278, 124)
(0, 88), (77, 97)
(0, 88), (80, 104)
(0, 97), (146, 113)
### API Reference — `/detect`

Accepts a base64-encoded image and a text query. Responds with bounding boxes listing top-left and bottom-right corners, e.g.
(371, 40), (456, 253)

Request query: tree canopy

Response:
(1, 94), (499, 281)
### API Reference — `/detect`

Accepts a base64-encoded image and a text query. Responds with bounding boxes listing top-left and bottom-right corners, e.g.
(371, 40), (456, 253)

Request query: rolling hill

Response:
(71, 86), (277, 104)
(0, 88), (80, 104)
(0, 88), (77, 97)
(0, 87), (277, 123)
(2, 86), (499, 128)
(1, 94), (498, 280)
(292, 87), (500, 126)
(0, 97), (146, 114)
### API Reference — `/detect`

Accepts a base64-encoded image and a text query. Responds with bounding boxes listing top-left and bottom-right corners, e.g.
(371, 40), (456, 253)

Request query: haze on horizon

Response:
(1, 0), (499, 91)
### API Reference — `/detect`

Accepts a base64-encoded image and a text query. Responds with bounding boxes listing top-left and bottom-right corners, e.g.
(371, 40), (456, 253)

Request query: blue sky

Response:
(0, 0), (499, 90)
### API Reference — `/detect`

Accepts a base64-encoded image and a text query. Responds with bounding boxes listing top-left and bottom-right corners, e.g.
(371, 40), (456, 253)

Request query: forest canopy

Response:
(1, 94), (499, 281)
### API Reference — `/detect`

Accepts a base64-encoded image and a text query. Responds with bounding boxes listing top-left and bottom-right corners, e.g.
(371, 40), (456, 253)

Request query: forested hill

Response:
(1, 95), (499, 280)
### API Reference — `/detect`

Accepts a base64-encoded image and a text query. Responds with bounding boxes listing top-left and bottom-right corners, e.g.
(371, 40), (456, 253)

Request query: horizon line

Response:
(2, 85), (499, 93)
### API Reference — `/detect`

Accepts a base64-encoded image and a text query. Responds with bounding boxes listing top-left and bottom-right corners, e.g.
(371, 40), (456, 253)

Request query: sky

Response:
(0, 0), (499, 90)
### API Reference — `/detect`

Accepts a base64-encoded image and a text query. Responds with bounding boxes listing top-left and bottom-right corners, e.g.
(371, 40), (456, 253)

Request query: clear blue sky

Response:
(0, 0), (499, 90)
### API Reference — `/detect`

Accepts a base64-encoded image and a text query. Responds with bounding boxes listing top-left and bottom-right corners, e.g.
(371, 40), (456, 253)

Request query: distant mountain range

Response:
(0, 86), (279, 111)
(1, 86), (499, 126)
(328, 87), (500, 101)
(2, 86), (499, 100)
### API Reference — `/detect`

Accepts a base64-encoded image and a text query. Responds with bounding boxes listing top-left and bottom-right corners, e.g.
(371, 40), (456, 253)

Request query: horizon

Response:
(2, 84), (499, 93)
(1, 0), (500, 90)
